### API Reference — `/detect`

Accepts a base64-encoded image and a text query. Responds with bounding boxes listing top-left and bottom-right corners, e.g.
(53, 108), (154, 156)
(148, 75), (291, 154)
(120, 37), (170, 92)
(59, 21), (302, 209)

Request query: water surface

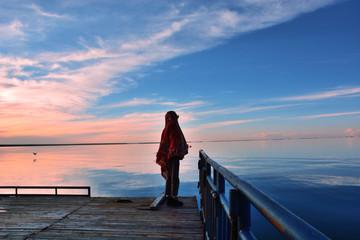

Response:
(0, 137), (359, 239)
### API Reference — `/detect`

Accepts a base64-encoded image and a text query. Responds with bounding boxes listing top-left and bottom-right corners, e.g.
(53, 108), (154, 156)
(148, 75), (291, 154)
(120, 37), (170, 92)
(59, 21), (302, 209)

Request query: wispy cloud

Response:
(194, 104), (297, 116)
(197, 118), (263, 129)
(294, 111), (360, 120)
(101, 98), (205, 109)
(277, 87), (360, 101)
(0, 54), (37, 66)
(0, 20), (25, 40)
(29, 4), (67, 19)
(121, 19), (191, 51)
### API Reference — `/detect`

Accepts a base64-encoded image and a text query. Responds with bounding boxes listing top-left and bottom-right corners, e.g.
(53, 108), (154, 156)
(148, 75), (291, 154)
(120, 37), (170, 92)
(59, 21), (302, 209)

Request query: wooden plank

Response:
(0, 196), (203, 239)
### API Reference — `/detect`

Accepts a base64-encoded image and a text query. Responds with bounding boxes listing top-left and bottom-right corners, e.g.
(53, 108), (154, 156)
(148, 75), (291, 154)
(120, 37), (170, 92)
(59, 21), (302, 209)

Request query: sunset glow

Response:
(1, 0), (359, 144)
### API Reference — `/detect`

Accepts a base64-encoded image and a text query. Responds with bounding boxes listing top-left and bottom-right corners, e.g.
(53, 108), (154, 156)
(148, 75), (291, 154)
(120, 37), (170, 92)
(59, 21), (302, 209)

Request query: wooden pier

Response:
(0, 196), (203, 239)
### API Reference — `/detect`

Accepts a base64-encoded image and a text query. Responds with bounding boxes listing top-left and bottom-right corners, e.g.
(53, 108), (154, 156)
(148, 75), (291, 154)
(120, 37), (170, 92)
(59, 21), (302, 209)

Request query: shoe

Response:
(167, 198), (183, 207)
(167, 197), (173, 206)
(172, 199), (183, 207)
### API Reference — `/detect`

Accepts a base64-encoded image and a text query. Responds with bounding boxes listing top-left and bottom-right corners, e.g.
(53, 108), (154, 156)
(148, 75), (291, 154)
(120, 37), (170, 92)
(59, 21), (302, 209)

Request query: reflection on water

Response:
(0, 143), (165, 196)
(0, 137), (359, 239)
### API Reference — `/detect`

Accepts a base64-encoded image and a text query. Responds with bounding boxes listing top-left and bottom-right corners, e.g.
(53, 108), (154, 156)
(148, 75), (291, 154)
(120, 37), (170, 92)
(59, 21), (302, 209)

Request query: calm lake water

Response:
(0, 137), (359, 239)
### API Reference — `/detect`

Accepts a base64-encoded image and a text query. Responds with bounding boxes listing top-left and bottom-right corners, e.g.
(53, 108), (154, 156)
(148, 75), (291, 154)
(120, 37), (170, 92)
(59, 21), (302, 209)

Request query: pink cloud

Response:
(0, 20), (25, 40)
(259, 132), (284, 139)
(344, 128), (360, 137)
(0, 55), (37, 66)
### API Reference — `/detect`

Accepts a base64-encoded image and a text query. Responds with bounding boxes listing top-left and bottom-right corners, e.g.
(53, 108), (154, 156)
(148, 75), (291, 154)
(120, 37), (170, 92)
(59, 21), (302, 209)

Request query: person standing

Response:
(156, 111), (188, 207)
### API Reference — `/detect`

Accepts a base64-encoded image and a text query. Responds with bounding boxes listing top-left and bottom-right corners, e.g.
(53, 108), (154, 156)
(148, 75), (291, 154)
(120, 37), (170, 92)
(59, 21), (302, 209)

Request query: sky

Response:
(0, 0), (359, 144)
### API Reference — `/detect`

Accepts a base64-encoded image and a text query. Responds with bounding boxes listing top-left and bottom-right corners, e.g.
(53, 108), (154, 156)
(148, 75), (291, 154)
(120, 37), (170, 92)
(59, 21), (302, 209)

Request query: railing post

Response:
(198, 150), (213, 239)
(206, 163), (214, 239)
(230, 189), (240, 240)
(198, 153), (206, 203)
(238, 191), (256, 239)
(239, 191), (251, 232)
(216, 170), (225, 240)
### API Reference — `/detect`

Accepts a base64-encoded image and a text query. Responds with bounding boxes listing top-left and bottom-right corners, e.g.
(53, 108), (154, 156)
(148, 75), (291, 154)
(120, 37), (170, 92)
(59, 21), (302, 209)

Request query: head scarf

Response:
(156, 111), (188, 179)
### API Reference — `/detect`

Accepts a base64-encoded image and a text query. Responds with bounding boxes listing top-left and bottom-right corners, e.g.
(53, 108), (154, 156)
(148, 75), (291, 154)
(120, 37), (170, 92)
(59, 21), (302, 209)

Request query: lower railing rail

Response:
(0, 186), (91, 197)
(198, 150), (330, 240)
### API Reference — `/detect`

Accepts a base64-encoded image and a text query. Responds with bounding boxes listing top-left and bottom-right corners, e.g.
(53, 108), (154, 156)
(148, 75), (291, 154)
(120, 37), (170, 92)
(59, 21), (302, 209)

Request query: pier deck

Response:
(0, 196), (203, 239)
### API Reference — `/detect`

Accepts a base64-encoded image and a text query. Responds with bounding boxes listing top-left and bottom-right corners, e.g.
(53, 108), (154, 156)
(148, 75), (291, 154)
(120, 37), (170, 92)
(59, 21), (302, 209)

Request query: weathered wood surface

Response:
(0, 196), (203, 239)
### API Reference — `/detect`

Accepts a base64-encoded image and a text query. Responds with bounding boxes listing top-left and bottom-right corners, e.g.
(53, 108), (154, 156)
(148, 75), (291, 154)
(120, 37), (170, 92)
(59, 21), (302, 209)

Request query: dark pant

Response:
(165, 157), (180, 198)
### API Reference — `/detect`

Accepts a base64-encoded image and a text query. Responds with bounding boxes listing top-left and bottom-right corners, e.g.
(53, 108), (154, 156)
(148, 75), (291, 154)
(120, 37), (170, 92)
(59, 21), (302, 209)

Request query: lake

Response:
(0, 137), (359, 239)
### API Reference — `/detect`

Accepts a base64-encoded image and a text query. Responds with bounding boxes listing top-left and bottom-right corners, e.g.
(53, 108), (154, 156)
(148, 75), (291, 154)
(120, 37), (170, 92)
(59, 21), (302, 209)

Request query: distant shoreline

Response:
(0, 135), (355, 147)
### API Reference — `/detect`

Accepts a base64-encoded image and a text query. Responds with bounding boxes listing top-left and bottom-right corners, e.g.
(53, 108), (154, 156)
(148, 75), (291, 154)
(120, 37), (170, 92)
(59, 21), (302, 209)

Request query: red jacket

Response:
(156, 111), (188, 179)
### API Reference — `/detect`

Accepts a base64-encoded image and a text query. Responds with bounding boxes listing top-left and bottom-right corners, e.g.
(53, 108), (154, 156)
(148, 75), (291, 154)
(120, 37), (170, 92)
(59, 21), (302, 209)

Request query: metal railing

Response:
(0, 186), (91, 197)
(198, 150), (330, 240)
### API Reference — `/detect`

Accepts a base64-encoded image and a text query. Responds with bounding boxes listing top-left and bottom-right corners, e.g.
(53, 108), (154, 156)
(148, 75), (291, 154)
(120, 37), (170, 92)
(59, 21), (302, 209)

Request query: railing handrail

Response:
(198, 149), (330, 240)
(0, 186), (91, 197)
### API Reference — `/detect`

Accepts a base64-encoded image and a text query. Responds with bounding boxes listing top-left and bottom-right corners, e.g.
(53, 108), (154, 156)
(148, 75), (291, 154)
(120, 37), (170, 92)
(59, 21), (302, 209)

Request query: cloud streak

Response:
(29, 4), (68, 19)
(100, 98), (205, 109)
(198, 118), (263, 129)
(294, 111), (360, 120)
(277, 87), (360, 101)
(193, 104), (297, 116)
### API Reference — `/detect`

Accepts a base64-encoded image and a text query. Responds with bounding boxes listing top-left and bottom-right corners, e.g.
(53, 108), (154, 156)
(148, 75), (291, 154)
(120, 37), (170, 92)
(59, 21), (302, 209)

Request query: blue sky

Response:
(0, 0), (359, 143)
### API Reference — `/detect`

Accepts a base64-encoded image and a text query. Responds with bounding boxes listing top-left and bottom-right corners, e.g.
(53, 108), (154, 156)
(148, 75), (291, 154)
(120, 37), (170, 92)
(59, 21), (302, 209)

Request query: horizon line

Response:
(0, 135), (356, 147)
